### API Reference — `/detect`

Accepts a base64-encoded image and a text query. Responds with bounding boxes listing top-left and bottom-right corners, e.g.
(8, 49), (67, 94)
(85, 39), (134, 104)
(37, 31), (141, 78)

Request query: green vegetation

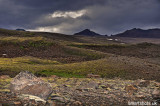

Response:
(0, 56), (59, 65)
(63, 46), (105, 60)
(0, 36), (55, 47)
(35, 70), (85, 78)
(0, 36), (46, 42)
(0, 57), (127, 78)
(69, 43), (127, 49)
(1, 56), (158, 81)
(135, 42), (159, 48)
(69, 42), (160, 58)
(0, 36), (106, 63)
(0, 78), (11, 89)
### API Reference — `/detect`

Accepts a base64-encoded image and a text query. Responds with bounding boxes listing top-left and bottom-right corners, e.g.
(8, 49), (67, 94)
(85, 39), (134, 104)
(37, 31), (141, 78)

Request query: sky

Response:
(0, 0), (160, 35)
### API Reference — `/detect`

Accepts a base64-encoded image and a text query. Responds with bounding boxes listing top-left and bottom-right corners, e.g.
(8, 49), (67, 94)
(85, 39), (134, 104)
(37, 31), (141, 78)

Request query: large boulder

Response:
(10, 71), (53, 100)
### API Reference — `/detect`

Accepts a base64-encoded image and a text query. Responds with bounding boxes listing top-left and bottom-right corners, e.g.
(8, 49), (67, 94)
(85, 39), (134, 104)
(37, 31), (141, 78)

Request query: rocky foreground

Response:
(0, 72), (160, 106)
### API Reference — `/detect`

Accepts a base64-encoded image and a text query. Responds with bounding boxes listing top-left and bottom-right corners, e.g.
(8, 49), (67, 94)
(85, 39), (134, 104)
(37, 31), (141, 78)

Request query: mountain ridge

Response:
(112, 28), (160, 38)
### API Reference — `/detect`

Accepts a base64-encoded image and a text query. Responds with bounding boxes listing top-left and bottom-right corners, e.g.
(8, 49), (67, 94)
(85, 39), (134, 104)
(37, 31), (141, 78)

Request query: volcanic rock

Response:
(10, 71), (53, 100)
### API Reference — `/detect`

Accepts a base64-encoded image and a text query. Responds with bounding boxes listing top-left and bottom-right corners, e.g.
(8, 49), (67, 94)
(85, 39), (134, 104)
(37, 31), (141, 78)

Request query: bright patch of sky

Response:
(51, 9), (86, 18)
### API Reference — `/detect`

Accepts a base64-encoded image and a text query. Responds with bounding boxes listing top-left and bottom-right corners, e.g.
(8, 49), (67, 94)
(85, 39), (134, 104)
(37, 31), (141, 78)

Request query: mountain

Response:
(16, 29), (25, 31)
(74, 29), (102, 36)
(112, 28), (160, 38)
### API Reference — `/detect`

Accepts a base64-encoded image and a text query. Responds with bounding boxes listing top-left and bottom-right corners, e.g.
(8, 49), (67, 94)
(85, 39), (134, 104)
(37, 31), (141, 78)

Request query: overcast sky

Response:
(0, 0), (160, 35)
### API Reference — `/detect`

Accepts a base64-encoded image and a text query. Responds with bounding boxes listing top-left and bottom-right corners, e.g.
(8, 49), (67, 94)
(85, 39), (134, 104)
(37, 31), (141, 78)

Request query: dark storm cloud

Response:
(86, 0), (160, 35)
(0, 0), (105, 28)
(0, 0), (160, 35)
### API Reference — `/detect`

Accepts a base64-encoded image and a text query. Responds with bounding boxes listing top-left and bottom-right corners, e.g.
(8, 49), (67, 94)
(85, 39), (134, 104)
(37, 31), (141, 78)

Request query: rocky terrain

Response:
(0, 72), (160, 106)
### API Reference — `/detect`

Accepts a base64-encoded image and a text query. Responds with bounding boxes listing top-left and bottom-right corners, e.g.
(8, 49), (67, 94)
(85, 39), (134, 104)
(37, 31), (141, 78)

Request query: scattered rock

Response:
(1, 77), (159, 105)
(87, 74), (101, 78)
(10, 71), (53, 100)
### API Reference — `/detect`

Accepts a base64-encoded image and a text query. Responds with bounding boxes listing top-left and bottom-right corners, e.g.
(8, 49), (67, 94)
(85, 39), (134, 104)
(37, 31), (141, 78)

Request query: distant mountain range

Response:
(112, 28), (160, 38)
(1, 27), (160, 38)
(74, 29), (103, 36)
(74, 28), (160, 38)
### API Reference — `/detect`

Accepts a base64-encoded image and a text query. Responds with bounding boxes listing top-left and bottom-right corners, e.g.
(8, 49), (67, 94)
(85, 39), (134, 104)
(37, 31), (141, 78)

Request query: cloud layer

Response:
(0, 0), (160, 35)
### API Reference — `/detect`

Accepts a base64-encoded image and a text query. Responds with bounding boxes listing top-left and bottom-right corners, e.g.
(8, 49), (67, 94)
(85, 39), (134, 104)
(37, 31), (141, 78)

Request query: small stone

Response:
(37, 101), (46, 105)
(0, 75), (10, 79)
(13, 101), (21, 105)
(46, 100), (56, 106)
(135, 79), (150, 87)
(99, 83), (112, 89)
(29, 99), (36, 105)
(152, 89), (160, 104)
(76, 88), (83, 92)
(135, 95), (145, 99)
(50, 75), (58, 78)
(51, 96), (65, 103)
(125, 85), (138, 95)
(18, 94), (46, 104)
(72, 101), (82, 106)
(85, 81), (99, 89)
(2, 54), (7, 57)
(155, 82), (160, 87)
(100, 85), (108, 89)
(152, 89), (160, 97)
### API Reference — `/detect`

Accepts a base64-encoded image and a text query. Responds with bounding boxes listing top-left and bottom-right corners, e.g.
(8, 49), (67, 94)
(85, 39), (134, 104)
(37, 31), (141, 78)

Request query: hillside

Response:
(112, 28), (160, 38)
(0, 28), (159, 82)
